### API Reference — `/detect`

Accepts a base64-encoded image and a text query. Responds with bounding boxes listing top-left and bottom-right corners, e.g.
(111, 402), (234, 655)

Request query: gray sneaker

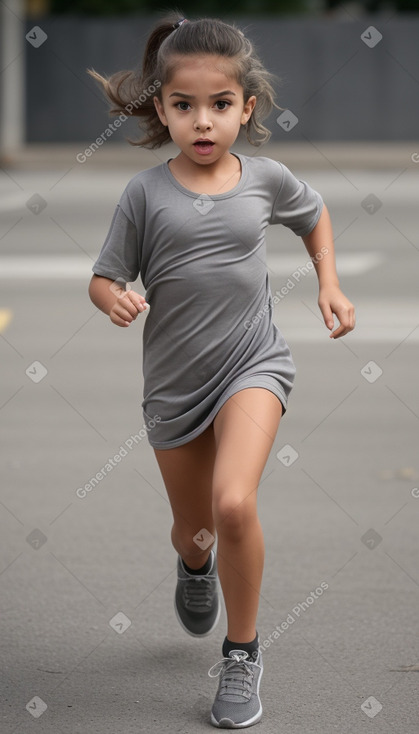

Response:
(174, 550), (221, 637)
(208, 649), (263, 728)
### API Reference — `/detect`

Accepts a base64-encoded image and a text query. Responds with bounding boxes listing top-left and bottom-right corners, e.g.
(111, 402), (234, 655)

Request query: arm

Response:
(302, 205), (355, 339)
(89, 274), (149, 328)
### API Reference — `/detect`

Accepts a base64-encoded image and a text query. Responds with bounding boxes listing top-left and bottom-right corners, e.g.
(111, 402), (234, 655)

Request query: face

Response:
(153, 55), (256, 166)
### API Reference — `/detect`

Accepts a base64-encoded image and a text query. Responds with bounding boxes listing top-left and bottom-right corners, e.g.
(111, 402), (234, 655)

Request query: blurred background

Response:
(1, 0), (419, 151)
(1, 3), (419, 734)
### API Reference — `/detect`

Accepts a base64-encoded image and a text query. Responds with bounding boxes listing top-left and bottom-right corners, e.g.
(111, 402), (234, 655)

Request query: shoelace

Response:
(208, 653), (259, 700)
(180, 575), (215, 610)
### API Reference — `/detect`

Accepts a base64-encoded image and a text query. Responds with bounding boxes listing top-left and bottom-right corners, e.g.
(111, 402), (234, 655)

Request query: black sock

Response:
(182, 552), (212, 576)
(222, 633), (259, 661)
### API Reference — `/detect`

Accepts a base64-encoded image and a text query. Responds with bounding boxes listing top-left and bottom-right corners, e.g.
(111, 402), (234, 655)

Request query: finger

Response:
(330, 315), (355, 339)
(319, 300), (335, 331)
(112, 305), (138, 326)
(125, 291), (150, 312)
(110, 312), (131, 327)
(329, 323), (348, 339)
(116, 298), (139, 319)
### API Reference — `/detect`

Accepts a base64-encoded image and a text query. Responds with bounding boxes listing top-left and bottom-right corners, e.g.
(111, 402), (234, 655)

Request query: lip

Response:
(193, 139), (215, 156)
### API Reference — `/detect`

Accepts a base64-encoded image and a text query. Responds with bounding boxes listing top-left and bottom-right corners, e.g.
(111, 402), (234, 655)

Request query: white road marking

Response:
(0, 252), (382, 279)
(280, 326), (419, 343)
(274, 300), (419, 342)
(268, 252), (383, 276)
(0, 256), (94, 278)
(0, 193), (29, 213)
(0, 256), (416, 342)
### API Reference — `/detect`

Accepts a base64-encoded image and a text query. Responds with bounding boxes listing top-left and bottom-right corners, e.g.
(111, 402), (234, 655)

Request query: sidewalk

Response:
(2, 141), (418, 171)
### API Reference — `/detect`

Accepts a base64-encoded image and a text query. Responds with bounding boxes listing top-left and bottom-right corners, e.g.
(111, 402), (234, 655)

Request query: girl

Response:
(88, 13), (355, 729)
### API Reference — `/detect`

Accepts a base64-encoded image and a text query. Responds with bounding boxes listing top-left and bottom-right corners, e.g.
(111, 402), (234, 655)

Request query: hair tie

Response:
(172, 18), (188, 29)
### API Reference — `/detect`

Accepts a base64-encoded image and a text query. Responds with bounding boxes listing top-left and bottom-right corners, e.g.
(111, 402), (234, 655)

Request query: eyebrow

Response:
(168, 90), (237, 99)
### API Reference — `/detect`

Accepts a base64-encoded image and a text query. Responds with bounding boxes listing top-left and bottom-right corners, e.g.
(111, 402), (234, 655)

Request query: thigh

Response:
(153, 423), (216, 530)
(212, 388), (283, 500)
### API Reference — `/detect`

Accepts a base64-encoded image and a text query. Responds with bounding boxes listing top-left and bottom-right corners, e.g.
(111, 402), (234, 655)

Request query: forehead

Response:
(164, 54), (241, 91)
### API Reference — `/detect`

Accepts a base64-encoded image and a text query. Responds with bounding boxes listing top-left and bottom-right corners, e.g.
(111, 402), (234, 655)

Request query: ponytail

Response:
(88, 10), (183, 148)
(88, 11), (278, 148)
(141, 12), (185, 80)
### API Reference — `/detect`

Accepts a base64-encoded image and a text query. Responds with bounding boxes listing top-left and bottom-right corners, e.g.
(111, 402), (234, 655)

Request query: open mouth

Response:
(193, 140), (215, 154)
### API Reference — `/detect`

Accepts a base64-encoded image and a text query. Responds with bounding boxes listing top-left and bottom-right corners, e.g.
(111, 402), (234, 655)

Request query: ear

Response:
(241, 95), (257, 125)
(153, 96), (168, 127)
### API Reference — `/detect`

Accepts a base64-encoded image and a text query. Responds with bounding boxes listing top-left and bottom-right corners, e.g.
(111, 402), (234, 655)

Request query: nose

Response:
(194, 108), (213, 132)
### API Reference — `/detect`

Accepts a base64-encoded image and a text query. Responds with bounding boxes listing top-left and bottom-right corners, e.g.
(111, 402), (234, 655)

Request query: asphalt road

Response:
(1, 143), (418, 733)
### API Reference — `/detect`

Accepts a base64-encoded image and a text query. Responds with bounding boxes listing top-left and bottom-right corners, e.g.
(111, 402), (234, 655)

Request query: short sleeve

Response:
(92, 204), (140, 284)
(270, 163), (323, 237)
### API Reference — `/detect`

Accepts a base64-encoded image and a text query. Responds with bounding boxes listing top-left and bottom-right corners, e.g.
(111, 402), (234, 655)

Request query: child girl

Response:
(88, 12), (355, 729)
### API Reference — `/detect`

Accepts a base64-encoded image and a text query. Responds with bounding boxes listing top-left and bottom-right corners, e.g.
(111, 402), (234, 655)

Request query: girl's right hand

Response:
(110, 289), (149, 327)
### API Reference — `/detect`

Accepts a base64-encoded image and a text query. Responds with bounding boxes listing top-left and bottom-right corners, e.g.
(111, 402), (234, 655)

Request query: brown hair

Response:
(88, 11), (279, 148)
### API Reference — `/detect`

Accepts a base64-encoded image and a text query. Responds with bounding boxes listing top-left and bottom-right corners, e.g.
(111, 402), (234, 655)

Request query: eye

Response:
(214, 100), (231, 110)
(175, 101), (191, 111)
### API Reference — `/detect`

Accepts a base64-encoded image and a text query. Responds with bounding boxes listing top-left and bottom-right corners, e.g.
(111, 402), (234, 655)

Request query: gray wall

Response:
(25, 14), (419, 142)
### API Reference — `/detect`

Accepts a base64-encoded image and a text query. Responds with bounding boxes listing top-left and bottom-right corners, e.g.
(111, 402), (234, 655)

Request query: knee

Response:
(213, 488), (257, 541)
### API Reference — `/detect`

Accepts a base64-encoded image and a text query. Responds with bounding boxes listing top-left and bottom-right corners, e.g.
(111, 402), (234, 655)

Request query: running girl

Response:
(88, 13), (355, 728)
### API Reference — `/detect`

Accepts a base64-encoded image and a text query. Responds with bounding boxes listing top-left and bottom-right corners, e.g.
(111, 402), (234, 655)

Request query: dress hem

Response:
(145, 375), (288, 450)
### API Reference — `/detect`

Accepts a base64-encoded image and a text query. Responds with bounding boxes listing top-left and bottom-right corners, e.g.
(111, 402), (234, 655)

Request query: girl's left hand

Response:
(318, 285), (355, 339)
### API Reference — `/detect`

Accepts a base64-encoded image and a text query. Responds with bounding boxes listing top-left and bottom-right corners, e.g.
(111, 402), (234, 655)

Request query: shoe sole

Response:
(210, 657), (263, 728)
(174, 587), (221, 638)
(210, 707), (262, 729)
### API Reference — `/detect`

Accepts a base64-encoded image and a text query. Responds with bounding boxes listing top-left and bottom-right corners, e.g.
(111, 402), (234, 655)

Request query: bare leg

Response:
(212, 388), (282, 642)
(153, 424), (216, 570)
(153, 388), (282, 642)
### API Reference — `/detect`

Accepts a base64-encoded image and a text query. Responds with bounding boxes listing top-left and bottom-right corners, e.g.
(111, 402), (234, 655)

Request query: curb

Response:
(1, 141), (418, 171)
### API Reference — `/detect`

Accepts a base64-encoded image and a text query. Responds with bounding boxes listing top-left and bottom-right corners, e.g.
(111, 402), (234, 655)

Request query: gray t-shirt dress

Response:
(92, 153), (323, 449)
